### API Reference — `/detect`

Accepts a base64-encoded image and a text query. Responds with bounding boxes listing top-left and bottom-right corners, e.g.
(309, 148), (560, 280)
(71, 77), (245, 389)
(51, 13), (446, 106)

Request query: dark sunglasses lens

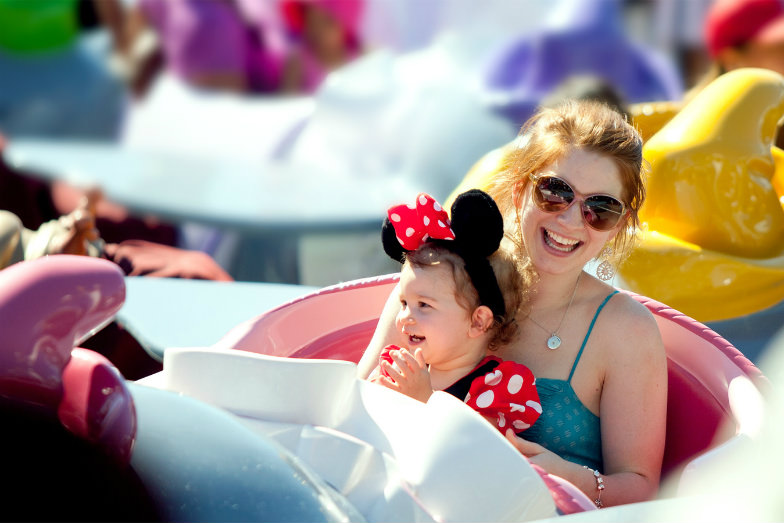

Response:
(583, 196), (624, 230)
(535, 177), (573, 211)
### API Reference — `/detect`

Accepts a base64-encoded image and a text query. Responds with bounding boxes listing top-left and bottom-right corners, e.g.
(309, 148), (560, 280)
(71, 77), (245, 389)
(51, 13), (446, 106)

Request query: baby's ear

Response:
(468, 305), (495, 337)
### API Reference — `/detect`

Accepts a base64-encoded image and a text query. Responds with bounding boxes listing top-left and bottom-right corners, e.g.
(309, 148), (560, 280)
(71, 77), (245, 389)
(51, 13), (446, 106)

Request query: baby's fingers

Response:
(380, 360), (404, 381)
(391, 348), (422, 372)
(374, 375), (398, 391)
(412, 347), (426, 368)
(388, 349), (412, 371)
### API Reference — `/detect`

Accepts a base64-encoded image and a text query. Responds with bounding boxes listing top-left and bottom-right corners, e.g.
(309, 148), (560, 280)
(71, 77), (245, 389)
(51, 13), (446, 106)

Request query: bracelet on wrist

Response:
(583, 466), (605, 508)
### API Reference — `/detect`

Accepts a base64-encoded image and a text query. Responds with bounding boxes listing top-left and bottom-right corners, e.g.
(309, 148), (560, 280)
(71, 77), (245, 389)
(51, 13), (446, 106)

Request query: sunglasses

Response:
(529, 173), (626, 231)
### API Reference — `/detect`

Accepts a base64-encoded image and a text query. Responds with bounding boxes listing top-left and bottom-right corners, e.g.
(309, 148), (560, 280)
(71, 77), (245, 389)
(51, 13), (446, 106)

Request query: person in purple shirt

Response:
(125, 0), (283, 97)
(481, 0), (683, 126)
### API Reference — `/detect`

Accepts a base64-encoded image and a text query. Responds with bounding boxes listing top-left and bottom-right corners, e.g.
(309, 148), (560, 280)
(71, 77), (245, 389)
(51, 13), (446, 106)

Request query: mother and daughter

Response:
(358, 99), (668, 508)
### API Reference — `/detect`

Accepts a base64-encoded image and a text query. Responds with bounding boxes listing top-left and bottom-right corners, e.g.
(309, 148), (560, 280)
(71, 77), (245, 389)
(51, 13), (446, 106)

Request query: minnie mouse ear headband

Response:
(382, 190), (506, 319)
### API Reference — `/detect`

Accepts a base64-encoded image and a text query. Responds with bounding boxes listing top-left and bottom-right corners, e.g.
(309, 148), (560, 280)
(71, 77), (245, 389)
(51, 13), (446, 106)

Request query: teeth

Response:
(545, 229), (579, 252)
(547, 230), (578, 245)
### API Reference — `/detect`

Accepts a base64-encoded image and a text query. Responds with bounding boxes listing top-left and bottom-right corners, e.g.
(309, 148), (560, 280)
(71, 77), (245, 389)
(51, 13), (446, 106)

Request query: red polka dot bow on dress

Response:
(377, 348), (541, 434)
(466, 359), (542, 433)
(387, 193), (455, 251)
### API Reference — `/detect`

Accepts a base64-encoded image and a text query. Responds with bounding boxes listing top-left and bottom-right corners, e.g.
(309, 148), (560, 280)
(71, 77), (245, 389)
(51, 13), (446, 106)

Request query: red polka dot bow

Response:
(466, 360), (542, 433)
(387, 193), (455, 251)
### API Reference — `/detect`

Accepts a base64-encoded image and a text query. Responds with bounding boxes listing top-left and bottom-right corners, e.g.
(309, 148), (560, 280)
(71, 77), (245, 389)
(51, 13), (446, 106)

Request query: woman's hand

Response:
(505, 429), (561, 470)
(374, 348), (433, 403)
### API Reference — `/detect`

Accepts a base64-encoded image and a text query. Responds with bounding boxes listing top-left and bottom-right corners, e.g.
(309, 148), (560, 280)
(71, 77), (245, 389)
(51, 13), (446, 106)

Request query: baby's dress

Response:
(378, 346), (542, 433)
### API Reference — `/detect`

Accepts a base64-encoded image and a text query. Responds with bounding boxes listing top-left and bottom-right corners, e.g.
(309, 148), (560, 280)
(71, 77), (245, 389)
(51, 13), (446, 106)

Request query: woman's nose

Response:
(558, 200), (584, 228)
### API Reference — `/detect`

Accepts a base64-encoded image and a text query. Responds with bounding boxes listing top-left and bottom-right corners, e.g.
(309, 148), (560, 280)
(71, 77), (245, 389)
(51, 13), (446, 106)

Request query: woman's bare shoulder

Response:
(606, 290), (657, 320)
(600, 290), (665, 359)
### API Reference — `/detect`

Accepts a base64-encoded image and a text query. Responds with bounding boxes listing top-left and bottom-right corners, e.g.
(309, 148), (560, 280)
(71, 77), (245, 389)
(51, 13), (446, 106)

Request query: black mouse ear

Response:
(449, 189), (504, 256)
(382, 217), (407, 263)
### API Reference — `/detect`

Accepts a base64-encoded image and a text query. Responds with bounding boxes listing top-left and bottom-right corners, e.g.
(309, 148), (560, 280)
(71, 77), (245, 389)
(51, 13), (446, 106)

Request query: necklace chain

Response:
(527, 272), (582, 350)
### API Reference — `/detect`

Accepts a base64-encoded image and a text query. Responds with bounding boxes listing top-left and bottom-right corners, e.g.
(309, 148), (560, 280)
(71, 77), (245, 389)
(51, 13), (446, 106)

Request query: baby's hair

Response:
(404, 243), (532, 351)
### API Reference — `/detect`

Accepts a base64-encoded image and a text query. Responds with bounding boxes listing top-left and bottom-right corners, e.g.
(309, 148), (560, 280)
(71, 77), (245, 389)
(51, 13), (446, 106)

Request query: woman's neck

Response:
(530, 270), (585, 311)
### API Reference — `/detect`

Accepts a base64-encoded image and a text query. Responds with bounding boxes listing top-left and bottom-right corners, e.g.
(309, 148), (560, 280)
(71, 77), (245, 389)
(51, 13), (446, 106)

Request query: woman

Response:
(358, 100), (667, 508)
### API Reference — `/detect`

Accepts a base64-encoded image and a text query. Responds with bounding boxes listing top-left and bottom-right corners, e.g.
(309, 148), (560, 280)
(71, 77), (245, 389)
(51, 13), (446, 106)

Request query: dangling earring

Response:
(596, 246), (615, 281)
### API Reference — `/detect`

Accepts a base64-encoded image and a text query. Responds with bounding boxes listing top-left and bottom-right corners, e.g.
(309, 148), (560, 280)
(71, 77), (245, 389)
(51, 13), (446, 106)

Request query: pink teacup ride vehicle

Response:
(0, 252), (769, 522)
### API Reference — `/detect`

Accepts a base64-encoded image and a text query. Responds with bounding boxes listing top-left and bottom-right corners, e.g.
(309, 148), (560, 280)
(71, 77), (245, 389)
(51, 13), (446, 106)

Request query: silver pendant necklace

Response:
(527, 272), (582, 350)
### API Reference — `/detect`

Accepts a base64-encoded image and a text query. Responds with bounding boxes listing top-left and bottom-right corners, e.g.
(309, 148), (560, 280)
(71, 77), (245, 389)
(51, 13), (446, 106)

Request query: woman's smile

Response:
(543, 228), (581, 253)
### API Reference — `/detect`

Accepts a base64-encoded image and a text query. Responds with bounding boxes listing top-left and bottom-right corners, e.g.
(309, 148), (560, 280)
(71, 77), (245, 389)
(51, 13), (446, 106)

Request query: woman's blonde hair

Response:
(405, 243), (533, 351)
(489, 99), (646, 261)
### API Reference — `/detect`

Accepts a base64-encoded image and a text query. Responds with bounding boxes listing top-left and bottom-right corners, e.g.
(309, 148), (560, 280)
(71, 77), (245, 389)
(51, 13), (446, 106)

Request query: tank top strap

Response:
(567, 290), (619, 382)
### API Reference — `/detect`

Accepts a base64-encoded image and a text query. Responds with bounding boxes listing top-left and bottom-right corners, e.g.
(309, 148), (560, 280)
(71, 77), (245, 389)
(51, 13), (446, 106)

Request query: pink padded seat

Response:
(216, 274), (401, 360)
(222, 275), (767, 487)
(626, 291), (768, 480)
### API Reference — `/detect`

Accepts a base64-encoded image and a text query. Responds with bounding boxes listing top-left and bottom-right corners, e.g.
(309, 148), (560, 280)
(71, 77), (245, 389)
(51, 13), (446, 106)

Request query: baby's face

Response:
(395, 263), (474, 367)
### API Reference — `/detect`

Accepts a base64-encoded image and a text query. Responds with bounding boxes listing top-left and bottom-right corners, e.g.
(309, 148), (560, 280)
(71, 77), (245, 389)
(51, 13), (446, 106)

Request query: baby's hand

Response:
(378, 347), (433, 403)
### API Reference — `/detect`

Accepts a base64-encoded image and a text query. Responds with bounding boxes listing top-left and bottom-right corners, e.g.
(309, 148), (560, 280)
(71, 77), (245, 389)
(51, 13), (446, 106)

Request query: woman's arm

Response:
(506, 297), (667, 507)
(595, 299), (667, 506)
(356, 283), (404, 378)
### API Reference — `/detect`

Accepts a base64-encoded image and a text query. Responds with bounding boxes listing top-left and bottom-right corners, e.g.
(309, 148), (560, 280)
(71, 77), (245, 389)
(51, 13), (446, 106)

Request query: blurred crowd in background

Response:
(4, 0), (784, 374)
(0, 0), (714, 141)
(1, 0), (782, 287)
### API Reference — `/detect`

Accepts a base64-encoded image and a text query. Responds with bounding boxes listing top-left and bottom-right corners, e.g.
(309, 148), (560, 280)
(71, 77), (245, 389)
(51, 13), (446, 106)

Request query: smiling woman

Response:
(359, 100), (667, 509)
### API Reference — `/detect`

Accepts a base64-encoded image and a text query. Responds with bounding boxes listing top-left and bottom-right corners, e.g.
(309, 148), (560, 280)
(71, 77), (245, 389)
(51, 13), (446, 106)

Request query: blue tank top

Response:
(520, 291), (618, 472)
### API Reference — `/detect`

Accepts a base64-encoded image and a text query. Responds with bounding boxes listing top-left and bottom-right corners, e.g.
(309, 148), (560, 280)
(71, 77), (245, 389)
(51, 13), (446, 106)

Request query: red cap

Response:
(705, 0), (784, 57)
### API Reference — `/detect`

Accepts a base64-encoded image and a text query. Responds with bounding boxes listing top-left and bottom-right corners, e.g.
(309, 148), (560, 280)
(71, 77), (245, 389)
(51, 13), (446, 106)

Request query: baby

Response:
(368, 190), (541, 434)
